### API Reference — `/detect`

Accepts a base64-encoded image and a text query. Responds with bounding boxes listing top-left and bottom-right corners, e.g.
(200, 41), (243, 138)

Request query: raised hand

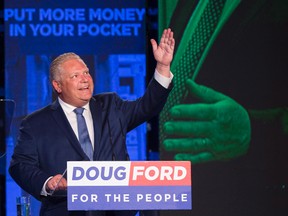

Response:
(150, 28), (175, 77)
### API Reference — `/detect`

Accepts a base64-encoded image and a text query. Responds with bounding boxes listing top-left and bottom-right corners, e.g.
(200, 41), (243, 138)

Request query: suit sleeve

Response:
(9, 118), (50, 200)
(116, 77), (172, 132)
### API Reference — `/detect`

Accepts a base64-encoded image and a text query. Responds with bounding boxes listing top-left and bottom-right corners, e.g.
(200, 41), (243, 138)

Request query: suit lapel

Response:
(50, 100), (88, 159)
(89, 97), (103, 159)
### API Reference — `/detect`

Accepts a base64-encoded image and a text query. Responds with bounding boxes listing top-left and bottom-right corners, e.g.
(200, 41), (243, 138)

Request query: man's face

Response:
(53, 58), (94, 107)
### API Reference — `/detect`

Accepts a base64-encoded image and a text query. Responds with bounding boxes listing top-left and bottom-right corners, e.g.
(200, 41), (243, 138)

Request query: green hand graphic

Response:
(163, 79), (251, 163)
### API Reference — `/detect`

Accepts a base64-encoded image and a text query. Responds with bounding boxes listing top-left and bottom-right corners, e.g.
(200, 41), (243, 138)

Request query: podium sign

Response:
(67, 161), (192, 210)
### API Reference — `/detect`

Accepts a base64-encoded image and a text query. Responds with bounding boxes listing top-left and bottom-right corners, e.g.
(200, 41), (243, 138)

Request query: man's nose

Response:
(80, 74), (89, 81)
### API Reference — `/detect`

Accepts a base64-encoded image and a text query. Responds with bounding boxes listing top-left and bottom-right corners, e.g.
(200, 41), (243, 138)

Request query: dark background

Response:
(1, 0), (6, 215)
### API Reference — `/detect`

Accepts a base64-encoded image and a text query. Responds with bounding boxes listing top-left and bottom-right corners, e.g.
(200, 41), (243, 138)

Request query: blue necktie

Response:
(74, 107), (93, 160)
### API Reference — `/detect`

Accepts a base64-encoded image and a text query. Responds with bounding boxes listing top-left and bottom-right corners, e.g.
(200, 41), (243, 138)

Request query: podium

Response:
(66, 161), (192, 211)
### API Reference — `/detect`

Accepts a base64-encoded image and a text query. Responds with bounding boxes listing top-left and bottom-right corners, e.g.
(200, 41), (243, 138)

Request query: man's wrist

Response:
(156, 63), (171, 78)
(154, 70), (173, 89)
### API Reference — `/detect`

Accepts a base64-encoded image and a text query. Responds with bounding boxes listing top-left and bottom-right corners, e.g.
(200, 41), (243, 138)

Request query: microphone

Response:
(119, 118), (130, 161)
(107, 115), (116, 161)
(107, 115), (130, 161)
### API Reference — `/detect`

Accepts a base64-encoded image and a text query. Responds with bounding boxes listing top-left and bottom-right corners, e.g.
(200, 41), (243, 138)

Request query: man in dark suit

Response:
(9, 28), (175, 216)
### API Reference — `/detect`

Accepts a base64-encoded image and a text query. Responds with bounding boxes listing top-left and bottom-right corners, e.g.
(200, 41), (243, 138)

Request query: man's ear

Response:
(52, 80), (62, 93)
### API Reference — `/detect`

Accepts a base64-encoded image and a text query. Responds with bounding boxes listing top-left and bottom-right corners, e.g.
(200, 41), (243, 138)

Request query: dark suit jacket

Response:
(9, 77), (172, 216)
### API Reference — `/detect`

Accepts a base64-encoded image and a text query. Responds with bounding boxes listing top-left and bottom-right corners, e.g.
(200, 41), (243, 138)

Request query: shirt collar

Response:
(58, 97), (90, 114)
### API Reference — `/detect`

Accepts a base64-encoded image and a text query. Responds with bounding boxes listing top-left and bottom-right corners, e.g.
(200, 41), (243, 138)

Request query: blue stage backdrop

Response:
(4, 1), (146, 215)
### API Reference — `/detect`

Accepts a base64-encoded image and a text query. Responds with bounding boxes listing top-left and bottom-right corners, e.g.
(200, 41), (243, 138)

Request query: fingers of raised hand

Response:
(161, 28), (175, 49)
(174, 152), (214, 164)
(164, 138), (211, 152)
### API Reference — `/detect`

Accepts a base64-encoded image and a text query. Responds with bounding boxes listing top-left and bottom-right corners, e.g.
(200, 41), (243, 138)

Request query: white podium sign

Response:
(67, 161), (192, 210)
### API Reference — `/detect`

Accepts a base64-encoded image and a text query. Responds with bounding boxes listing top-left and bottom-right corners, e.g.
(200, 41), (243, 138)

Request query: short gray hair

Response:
(49, 52), (86, 83)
